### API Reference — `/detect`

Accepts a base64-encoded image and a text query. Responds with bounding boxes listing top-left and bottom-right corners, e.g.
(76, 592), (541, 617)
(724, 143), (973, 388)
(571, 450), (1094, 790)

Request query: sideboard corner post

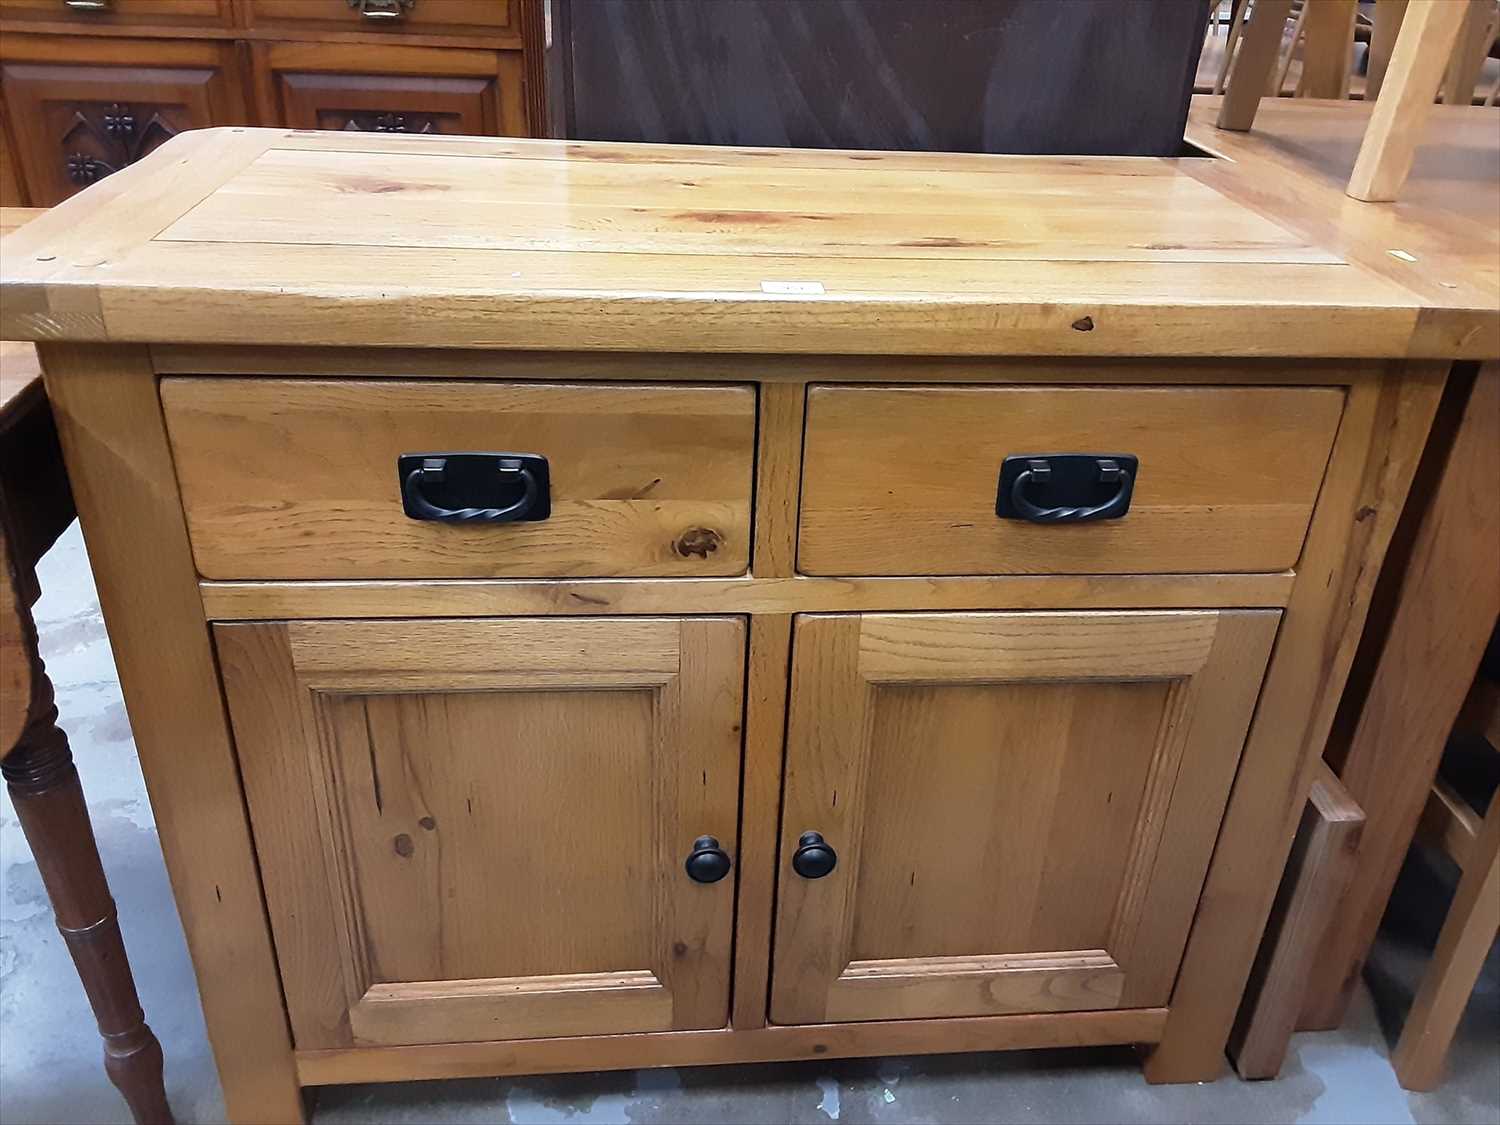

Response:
(36, 343), (304, 1125)
(1143, 359), (1449, 1084)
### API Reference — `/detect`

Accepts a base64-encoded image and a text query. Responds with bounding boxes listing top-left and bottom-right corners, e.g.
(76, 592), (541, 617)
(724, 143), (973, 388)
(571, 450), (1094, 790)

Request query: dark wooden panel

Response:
(558, 0), (1212, 156)
(279, 73), (496, 135)
(0, 38), (245, 204)
(252, 42), (528, 137)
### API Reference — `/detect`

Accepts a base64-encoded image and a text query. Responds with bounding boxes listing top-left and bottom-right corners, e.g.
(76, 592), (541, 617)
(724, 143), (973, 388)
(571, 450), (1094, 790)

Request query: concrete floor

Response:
(2, 525), (1497, 1125)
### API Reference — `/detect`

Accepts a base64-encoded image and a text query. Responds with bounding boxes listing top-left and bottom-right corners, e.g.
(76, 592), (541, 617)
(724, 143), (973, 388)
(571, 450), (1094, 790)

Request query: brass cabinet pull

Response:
(346, 0), (415, 19)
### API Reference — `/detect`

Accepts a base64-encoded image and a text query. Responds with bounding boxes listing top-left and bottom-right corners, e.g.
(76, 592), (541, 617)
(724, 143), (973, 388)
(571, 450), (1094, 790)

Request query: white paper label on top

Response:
(760, 280), (826, 294)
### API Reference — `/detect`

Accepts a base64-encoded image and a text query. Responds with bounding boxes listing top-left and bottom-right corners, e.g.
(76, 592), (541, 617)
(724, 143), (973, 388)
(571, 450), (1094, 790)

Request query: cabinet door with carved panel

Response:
(215, 616), (744, 1049)
(0, 36), (246, 205)
(770, 610), (1279, 1025)
(253, 41), (528, 137)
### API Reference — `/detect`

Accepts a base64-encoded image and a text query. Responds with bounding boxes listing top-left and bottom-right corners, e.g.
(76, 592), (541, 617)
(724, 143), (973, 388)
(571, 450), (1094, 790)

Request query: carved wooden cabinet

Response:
(252, 42), (527, 138)
(1, 36), (246, 204)
(0, 0), (541, 204)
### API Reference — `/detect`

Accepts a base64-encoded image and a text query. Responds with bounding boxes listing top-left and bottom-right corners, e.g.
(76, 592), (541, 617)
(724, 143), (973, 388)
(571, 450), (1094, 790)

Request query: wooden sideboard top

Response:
(0, 207), (44, 410)
(1185, 97), (1500, 360)
(1, 106), (1495, 359)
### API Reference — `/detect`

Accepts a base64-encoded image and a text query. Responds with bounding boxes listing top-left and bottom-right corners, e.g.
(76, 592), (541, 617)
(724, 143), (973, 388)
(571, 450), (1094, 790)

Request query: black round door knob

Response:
(792, 831), (838, 879)
(684, 835), (732, 884)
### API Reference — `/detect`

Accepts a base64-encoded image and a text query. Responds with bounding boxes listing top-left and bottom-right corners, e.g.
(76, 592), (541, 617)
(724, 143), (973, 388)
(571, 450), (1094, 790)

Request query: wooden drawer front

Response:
(161, 378), (756, 580)
(799, 384), (1344, 576)
(771, 610), (1279, 1024)
(0, 0), (231, 29)
(254, 43), (527, 137)
(245, 0), (518, 40)
(0, 40), (244, 205)
(217, 616), (744, 1048)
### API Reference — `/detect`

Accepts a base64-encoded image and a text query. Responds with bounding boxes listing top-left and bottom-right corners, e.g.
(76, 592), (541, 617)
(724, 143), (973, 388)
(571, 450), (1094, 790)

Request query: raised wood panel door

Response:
(770, 610), (1280, 1025)
(255, 43), (527, 137)
(0, 39), (244, 205)
(215, 616), (746, 1049)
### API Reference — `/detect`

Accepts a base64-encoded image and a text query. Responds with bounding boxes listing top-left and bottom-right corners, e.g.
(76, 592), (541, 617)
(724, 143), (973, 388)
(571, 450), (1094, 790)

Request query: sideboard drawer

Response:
(0, 0), (232, 29)
(798, 384), (1345, 576)
(161, 378), (756, 579)
(244, 0), (519, 39)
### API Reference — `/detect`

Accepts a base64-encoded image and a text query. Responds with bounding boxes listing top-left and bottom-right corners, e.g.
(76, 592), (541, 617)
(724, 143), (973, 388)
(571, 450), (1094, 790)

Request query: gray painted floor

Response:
(2, 525), (1497, 1125)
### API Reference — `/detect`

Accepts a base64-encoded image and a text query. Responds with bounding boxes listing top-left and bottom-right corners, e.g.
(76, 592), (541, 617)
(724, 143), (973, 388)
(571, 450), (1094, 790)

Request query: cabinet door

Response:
(770, 610), (1279, 1024)
(216, 616), (745, 1049)
(254, 42), (527, 136)
(0, 38), (245, 205)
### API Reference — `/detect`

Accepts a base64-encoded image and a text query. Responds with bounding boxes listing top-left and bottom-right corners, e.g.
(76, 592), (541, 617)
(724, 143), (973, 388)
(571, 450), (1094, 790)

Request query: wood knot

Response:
(393, 833), (415, 858)
(418, 816), (437, 831)
(673, 527), (723, 559)
(1071, 315), (1095, 332)
(673, 941), (690, 957)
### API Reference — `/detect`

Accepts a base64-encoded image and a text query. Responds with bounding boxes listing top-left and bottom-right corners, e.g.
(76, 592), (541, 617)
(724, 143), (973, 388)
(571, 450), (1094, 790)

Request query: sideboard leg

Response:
(40, 342), (303, 1124)
(1143, 361), (1447, 1083)
(2, 659), (173, 1125)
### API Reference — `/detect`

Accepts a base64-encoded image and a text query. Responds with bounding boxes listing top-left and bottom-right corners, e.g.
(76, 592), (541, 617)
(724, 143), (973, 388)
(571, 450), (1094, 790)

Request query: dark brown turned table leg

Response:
(1, 318), (174, 1125)
(3, 655), (174, 1125)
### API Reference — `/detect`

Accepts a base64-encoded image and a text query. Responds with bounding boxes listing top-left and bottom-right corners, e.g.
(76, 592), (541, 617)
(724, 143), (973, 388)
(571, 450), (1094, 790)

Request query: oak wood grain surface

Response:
(160, 378), (756, 579)
(1145, 360), (1446, 1082)
(1185, 97), (1500, 358)
(1229, 762), (1364, 1080)
(770, 610), (1277, 1025)
(4, 117), (1491, 357)
(5, 87), (1484, 1111)
(216, 615), (745, 1051)
(294, 1007), (1171, 1086)
(37, 343), (303, 1122)
(798, 384), (1344, 576)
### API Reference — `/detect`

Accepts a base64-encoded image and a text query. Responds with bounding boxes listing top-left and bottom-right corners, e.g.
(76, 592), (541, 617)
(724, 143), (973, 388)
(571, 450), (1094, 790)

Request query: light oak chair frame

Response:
(1216, 0), (1495, 200)
(1394, 668), (1500, 1090)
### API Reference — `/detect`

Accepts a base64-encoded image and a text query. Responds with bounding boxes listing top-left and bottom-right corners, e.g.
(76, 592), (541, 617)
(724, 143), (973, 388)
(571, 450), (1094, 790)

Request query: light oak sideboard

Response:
(1, 122), (1491, 1123)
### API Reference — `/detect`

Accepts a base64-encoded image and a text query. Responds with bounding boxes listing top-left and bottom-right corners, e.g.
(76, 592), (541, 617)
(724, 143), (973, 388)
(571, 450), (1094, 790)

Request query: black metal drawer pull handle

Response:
(398, 453), (550, 524)
(792, 831), (837, 879)
(996, 454), (1138, 524)
(684, 836), (732, 883)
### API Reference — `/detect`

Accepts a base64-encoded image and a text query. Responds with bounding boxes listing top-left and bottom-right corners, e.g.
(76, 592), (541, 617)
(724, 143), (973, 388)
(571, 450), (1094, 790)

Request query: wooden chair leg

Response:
(1301, 364), (1500, 1030)
(1347, 0), (1470, 200)
(1296, 0), (1358, 99)
(1230, 762), (1365, 1080)
(1440, 0), (1497, 105)
(1365, 0), (1410, 101)
(1391, 795), (1500, 1090)
(1217, 0), (1296, 130)
(2, 654), (174, 1125)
